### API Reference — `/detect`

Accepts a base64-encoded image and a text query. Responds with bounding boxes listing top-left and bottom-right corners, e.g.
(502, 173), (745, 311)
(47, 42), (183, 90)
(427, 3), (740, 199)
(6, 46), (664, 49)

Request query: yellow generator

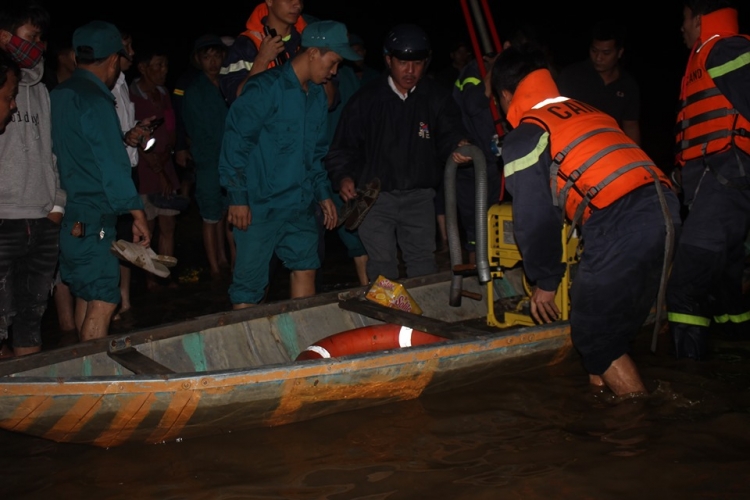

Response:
(485, 203), (580, 328)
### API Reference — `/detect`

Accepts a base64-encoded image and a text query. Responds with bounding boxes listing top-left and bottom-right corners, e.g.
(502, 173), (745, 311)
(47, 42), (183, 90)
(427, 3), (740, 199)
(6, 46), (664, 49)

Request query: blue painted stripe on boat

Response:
(182, 332), (208, 372)
(275, 313), (299, 358)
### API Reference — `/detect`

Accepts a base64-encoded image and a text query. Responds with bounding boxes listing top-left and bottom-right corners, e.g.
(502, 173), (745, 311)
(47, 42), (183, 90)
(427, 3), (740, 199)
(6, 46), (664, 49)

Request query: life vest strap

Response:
(558, 142), (640, 225)
(676, 107), (737, 133)
(550, 127), (621, 210)
(676, 129), (733, 152)
(567, 161), (655, 237)
(680, 87), (722, 107)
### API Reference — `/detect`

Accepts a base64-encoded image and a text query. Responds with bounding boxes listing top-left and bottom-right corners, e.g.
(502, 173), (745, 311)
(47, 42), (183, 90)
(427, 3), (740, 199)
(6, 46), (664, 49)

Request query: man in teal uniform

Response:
(219, 20), (361, 308)
(51, 21), (150, 341)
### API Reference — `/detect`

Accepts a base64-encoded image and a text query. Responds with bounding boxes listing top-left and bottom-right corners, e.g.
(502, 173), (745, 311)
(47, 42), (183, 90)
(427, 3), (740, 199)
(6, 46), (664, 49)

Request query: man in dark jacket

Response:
(325, 24), (469, 282)
(667, 0), (750, 359)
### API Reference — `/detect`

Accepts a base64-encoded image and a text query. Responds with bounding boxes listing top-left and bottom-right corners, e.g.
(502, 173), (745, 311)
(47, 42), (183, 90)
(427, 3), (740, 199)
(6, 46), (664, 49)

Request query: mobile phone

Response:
(265, 26), (278, 38)
(147, 117), (165, 133)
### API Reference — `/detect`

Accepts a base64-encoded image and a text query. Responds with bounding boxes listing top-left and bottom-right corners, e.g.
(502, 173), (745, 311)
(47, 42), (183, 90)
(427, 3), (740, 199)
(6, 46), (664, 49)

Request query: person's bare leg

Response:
(353, 255), (369, 286)
(74, 296), (87, 333)
(119, 266), (132, 312)
(79, 300), (117, 342)
(146, 218), (158, 291)
(232, 302), (255, 310)
(202, 221), (220, 276)
(226, 223), (236, 272)
(216, 216), (229, 269)
(290, 269), (316, 299)
(158, 214), (176, 258)
(53, 282), (76, 332)
(436, 214), (448, 249)
(13, 345), (41, 356)
(600, 353), (647, 396)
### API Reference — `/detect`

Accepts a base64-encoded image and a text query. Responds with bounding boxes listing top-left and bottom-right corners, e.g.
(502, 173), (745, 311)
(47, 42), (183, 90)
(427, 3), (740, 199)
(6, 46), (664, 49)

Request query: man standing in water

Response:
(487, 45), (680, 397)
(667, 0), (750, 359)
(219, 20), (362, 308)
(51, 21), (150, 341)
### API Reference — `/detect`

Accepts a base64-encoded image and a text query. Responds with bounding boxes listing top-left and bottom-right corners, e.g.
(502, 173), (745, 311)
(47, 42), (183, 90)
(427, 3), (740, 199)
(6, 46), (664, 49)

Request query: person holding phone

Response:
(218, 0), (306, 104)
(129, 41), (180, 291)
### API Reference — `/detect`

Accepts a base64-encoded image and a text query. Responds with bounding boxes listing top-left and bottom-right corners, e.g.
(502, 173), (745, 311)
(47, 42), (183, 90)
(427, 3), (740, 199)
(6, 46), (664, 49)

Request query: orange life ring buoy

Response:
(296, 324), (445, 361)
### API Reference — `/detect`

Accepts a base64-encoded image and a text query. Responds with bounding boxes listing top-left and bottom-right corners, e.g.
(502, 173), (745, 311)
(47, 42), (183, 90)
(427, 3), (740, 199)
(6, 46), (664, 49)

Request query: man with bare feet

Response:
(51, 21), (150, 341)
(484, 46), (681, 397)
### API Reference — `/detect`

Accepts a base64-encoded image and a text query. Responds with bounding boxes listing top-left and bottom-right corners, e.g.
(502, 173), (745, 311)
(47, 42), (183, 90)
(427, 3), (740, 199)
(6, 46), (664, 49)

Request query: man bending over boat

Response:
(482, 45), (681, 397)
(218, 21), (362, 308)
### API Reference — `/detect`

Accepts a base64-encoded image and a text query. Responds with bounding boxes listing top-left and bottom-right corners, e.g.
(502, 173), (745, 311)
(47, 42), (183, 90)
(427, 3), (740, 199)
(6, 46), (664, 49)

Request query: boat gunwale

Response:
(0, 320), (571, 388)
(0, 273), (456, 377)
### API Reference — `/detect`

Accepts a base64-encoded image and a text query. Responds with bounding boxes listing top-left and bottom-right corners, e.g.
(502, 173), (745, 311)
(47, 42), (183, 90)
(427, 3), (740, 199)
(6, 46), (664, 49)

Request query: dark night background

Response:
(40, 0), (749, 170)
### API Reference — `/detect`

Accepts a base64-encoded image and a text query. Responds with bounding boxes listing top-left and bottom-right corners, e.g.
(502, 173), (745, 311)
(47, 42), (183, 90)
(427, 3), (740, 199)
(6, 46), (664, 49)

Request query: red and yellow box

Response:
(365, 275), (423, 315)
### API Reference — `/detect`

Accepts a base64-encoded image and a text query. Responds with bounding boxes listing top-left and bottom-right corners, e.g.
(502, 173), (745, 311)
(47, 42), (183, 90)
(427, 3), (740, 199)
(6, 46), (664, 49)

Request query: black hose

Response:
(445, 144), (491, 306)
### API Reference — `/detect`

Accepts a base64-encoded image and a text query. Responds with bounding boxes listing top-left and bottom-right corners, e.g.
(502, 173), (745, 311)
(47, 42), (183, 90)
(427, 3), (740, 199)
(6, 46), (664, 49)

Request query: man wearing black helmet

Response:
(325, 24), (469, 282)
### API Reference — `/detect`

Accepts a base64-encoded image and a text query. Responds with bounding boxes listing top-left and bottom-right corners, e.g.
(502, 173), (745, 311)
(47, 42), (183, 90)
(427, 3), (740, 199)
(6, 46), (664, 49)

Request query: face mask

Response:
(4, 33), (45, 69)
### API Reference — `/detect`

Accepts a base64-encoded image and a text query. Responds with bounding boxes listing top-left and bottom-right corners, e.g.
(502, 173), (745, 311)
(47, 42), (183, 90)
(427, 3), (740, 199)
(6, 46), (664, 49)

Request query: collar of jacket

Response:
(699, 7), (739, 45)
(506, 68), (560, 129)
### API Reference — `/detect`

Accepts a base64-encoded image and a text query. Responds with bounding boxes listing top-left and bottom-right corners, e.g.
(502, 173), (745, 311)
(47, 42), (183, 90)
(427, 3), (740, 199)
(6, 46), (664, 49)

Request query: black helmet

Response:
(383, 24), (430, 61)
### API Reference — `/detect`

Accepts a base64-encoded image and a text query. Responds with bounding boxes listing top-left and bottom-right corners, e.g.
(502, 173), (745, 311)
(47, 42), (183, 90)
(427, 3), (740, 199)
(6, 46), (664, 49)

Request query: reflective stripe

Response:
(172, 89), (184, 96)
(713, 310), (750, 324)
(304, 345), (331, 358)
(504, 132), (549, 178)
(708, 52), (750, 79)
(219, 60), (253, 75)
(456, 76), (481, 91)
(398, 326), (413, 347)
(668, 312), (711, 327)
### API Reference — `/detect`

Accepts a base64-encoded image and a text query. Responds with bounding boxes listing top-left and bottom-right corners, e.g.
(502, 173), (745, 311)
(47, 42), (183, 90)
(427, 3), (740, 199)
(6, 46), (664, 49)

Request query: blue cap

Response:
(302, 21), (362, 61)
(73, 21), (129, 61)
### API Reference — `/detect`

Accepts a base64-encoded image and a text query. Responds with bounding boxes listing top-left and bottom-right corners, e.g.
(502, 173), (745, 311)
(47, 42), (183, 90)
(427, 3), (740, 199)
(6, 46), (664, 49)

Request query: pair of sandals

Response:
(111, 240), (177, 278)
(337, 178), (381, 231)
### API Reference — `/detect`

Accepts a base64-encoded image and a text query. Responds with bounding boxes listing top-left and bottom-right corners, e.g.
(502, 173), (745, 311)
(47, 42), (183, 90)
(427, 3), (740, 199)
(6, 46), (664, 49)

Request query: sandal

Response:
(111, 240), (173, 278)
(338, 177), (381, 231)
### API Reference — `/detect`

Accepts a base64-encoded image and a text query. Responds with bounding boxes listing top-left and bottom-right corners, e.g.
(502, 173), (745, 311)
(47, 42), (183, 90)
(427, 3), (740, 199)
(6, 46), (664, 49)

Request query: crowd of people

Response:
(0, 0), (748, 401)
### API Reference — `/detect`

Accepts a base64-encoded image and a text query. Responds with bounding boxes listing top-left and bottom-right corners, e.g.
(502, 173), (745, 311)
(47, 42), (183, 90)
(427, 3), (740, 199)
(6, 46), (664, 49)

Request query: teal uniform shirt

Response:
(218, 62), (333, 223)
(50, 68), (143, 303)
(184, 72), (229, 221)
(183, 72), (228, 172)
(51, 68), (143, 220)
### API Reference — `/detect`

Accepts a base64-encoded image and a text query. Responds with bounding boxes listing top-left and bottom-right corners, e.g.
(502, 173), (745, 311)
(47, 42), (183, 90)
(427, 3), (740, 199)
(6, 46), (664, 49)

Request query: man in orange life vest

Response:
(667, 0), (750, 359)
(482, 46), (680, 397)
(219, 0), (306, 104)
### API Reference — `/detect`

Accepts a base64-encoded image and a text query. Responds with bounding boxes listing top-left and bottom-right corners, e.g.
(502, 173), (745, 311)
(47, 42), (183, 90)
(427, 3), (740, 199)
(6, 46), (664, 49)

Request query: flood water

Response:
(2, 205), (749, 499)
(1, 328), (749, 499)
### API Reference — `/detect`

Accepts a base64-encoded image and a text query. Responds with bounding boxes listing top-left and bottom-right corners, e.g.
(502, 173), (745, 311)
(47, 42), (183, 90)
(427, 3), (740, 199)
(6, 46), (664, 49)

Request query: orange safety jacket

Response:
(512, 70), (670, 227)
(240, 3), (307, 69)
(676, 8), (750, 165)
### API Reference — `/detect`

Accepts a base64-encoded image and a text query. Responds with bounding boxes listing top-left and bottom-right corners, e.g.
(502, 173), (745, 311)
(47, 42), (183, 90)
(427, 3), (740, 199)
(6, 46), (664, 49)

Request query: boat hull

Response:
(0, 273), (572, 447)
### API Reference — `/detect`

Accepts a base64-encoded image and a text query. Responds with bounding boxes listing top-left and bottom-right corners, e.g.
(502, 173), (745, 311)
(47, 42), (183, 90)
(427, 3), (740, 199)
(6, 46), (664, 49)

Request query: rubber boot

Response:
(671, 323), (709, 360)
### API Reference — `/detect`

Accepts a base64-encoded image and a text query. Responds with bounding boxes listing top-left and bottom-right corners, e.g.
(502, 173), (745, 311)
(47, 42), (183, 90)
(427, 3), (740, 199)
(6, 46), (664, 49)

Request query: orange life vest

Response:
(522, 98), (670, 226)
(675, 8), (750, 165)
(240, 3), (307, 69)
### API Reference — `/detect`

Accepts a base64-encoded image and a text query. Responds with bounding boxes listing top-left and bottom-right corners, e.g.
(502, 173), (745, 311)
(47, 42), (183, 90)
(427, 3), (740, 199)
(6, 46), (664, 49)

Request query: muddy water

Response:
(1, 330), (749, 500)
(7, 205), (749, 498)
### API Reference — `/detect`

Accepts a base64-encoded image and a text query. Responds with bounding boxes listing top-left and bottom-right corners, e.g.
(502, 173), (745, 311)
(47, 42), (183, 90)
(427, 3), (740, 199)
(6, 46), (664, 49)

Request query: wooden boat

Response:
(0, 271), (573, 448)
